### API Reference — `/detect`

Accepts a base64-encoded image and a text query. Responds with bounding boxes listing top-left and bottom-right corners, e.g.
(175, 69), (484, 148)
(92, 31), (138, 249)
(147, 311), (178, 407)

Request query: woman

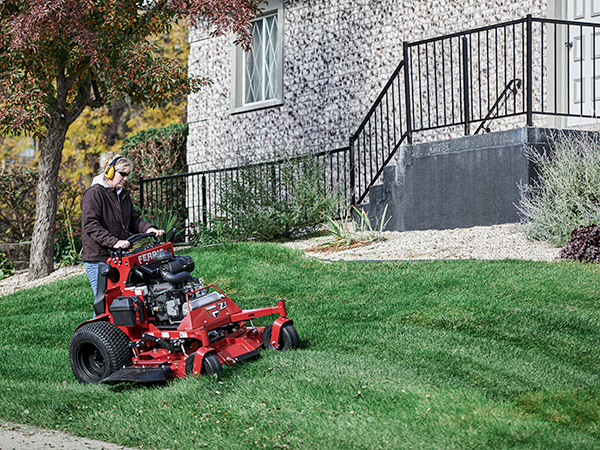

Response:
(81, 151), (164, 296)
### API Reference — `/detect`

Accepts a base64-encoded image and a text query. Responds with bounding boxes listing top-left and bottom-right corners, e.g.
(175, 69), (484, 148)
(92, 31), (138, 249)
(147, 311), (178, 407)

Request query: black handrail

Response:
(140, 146), (350, 231)
(349, 15), (600, 205)
(475, 78), (522, 134)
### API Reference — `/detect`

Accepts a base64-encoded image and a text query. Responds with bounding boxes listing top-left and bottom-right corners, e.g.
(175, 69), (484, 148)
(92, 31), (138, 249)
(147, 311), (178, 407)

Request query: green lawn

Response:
(0, 242), (599, 449)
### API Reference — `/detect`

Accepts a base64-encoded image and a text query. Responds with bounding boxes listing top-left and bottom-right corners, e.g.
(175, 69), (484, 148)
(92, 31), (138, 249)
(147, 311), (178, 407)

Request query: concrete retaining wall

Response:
(358, 127), (563, 231)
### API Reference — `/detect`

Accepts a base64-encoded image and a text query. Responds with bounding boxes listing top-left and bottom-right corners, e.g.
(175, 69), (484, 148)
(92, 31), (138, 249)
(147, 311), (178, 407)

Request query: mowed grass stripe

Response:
(0, 242), (598, 449)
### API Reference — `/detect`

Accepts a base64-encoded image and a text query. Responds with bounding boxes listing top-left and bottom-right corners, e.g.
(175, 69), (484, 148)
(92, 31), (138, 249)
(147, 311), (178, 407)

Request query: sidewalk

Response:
(0, 420), (138, 450)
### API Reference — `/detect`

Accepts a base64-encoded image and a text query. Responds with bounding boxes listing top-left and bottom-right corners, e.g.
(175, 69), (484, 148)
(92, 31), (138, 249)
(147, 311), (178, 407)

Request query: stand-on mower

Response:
(69, 232), (299, 384)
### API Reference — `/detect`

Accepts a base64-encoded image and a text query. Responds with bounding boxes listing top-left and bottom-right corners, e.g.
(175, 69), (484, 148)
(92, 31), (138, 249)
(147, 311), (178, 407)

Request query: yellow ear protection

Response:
(104, 156), (122, 180)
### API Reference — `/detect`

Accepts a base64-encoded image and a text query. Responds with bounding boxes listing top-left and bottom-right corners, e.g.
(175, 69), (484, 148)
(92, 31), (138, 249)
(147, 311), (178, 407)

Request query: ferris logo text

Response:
(137, 250), (161, 265)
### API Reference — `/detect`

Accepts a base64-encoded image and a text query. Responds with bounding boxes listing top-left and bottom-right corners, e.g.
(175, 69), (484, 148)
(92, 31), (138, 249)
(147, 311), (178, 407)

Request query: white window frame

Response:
(231, 0), (284, 113)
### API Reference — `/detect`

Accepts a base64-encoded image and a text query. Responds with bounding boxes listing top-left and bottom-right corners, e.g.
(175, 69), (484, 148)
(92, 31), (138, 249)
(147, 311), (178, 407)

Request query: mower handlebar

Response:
(127, 232), (159, 245)
(108, 232), (162, 258)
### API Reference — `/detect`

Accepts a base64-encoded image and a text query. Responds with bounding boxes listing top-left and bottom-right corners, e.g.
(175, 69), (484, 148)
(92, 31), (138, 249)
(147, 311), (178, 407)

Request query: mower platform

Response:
(102, 366), (173, 384)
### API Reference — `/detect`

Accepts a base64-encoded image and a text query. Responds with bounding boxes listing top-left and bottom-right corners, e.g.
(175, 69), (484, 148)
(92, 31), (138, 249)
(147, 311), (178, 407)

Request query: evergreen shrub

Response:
(192, 153), (345, 242)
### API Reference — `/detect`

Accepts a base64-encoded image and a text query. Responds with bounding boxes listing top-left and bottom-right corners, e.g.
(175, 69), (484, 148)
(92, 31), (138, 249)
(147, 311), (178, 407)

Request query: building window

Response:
(232, 1), (283, 112)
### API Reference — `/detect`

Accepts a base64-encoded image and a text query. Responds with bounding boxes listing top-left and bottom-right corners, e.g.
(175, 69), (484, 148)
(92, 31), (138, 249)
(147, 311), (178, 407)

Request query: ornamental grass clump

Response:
(517, 132), (600, 246)
(316, 205), (388, 251)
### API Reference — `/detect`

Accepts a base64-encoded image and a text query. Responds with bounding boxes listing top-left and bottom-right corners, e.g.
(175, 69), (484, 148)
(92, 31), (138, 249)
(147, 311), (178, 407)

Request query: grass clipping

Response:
(311, 206), (388, 252)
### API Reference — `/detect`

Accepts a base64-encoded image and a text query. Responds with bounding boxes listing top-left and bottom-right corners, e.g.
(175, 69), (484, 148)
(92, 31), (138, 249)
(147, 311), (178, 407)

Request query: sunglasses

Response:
(118, 171), (130, 177)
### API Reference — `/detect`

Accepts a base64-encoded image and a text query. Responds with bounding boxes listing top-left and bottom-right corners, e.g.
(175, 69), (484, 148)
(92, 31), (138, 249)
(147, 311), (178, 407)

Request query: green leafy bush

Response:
(518, 132), (600, 246)
(188, 217), (237, 246)
(215, 153), (345, 241)
(0, 252), (15, 280)
(121, 123), (188, 205)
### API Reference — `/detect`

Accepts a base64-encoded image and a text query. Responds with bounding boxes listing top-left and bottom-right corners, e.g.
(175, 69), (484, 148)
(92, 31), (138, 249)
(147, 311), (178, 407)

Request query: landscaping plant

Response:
(0, 165), (37, 243)
(0, 252), (14, 280)
(53, 177), (85, 265)
(0, 165), (84, 265)
(216, 153), (345, 241)
(319, 205), (388, 250)
(141, 206), (184, 241)
(54, 209), (82, 267)
(518, 131), (600, 245)
(121, 123), (189, 206)
(188, 217), (236, 246)
(559, 224), (600, 263)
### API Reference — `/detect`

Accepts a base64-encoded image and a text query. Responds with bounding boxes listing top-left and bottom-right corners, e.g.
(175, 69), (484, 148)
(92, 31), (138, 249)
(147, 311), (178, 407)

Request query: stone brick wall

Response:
(0, 242), (31, 271)
(187, 0), (548, 171)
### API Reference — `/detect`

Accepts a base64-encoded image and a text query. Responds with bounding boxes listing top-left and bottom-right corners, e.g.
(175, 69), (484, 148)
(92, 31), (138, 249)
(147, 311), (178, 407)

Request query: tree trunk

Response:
(28, 118), (68, 281)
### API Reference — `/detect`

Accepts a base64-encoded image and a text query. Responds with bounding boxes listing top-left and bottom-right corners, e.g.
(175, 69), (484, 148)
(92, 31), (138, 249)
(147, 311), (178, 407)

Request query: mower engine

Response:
(129, 252), (206, 326)
(69, 233), (299, 384)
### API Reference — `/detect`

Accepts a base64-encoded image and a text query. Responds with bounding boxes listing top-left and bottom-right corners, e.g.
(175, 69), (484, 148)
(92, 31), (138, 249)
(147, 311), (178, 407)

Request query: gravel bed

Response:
(0, 264), (86, 298)
(282, 222), (560, 262)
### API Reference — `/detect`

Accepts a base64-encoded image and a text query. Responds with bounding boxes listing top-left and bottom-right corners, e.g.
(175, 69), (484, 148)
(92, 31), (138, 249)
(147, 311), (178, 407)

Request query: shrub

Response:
(215, 153), (345, 241)
(0, 252), (15, 280)
(120, 123), (188, 206)
(188, 217), (236, 246)
(121, 123), (188, 177)
(559, 224), (600, 263)
(0, 166), (37, 242)
(0, 166), (84, 254)
(517, 132), (600, 246)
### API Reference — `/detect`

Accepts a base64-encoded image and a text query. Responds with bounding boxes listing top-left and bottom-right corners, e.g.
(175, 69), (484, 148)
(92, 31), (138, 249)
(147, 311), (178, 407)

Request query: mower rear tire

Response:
(186, 352), (222, 377)
(263, 322), (299, 351)
(69, 321), (132, 384)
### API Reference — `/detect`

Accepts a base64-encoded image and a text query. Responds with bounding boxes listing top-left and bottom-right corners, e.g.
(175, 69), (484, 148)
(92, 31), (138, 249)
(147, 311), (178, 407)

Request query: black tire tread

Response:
(69, 321), (131, 383)
(186, 352), (222, 377)
(263, 322), (299, 351)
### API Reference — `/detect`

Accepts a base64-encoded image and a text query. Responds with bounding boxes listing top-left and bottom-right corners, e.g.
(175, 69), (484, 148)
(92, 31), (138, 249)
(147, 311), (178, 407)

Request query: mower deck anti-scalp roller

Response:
(68, 232), (299, 384)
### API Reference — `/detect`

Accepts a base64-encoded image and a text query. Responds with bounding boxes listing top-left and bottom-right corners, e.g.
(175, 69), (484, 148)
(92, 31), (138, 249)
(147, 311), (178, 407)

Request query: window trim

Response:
(231, 0), (284, 113)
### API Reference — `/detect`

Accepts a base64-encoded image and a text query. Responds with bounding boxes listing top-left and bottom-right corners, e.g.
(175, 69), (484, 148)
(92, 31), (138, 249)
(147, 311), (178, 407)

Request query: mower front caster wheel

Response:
(186, 352), (222, 377)
(263, 322), (299, 351)
(69, 321), (132, 384)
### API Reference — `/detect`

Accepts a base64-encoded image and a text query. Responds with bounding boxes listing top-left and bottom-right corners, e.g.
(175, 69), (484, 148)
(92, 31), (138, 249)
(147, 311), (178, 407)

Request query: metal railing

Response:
(139, 147), (350, 231)
(350, 15), (600, 204)
(143, 16), (600, 223)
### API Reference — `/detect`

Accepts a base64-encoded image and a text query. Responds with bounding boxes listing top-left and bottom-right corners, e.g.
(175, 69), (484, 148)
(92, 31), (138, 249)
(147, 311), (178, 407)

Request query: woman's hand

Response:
(113, 240), (131, 249)
(147, 227), (165, 237)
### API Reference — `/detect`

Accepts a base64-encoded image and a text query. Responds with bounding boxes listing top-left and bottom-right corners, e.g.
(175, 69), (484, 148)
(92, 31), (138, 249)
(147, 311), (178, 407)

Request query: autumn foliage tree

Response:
(0, 0), (260, 280)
